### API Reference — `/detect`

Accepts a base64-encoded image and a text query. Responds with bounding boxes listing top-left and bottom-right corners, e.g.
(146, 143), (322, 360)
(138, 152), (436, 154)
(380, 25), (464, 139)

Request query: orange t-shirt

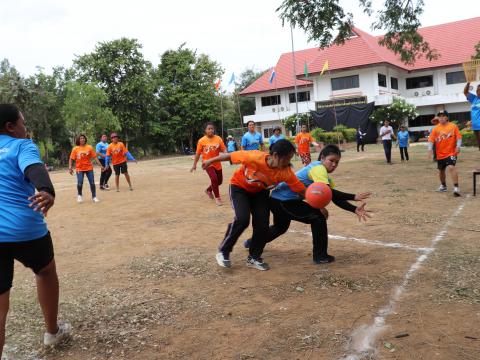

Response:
(295, 132), (314, 154)
(428, 122), (461, 160)
(70, 145), (96, 172)
(230, 150), (305, 193)
(196, 135), (226, 171)
(106, 142), (128, 165)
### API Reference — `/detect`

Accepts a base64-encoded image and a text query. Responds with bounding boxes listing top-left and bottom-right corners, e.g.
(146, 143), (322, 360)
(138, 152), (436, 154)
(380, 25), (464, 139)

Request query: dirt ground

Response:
(3, 143), (480, 360)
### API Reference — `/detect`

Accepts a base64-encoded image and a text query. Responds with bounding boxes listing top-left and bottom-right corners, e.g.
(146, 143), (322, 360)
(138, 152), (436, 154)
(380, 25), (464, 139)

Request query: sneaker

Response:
(92, 197), (100, 203)
(104, 184), (109, 189)
(44, 323), (72, 346)
(215, 252), (231, 268)
(205, 190), (214, 200)
(129, 187), (133, 191)
(215, 197), (223, 206)
(99, 186), (105, 190)
(453, 187), (461, 197)
(243, 239), (251, 249)
(246, 256), (270, 271)
(77, 195), (83, 203)
(313, 254), (336, 264)
(437, 185), (447, 192)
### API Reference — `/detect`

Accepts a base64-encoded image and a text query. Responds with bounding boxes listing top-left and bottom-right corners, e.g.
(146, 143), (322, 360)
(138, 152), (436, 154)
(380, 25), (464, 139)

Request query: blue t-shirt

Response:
(467, 93), (480, 130)
(272, 160), (333, 201)
(0, 135), (48, 242)
(269, 134), (285, 146)
(227, 140), (237, 152)
(96, 141), (109, 159)
(241, 132), (263, 150)
(397, 130), (409, 147)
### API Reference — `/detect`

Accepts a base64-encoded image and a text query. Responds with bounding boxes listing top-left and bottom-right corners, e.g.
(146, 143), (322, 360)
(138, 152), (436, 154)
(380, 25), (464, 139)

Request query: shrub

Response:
(460, 130), (477, 146)
(313, 131), (344, 144)
(343, 128), (357, 142)
(310, 128), (325, 141)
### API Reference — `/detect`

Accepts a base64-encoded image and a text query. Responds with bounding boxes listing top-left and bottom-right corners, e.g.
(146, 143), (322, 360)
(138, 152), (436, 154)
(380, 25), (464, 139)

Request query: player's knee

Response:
(236, 217), (250, 230)
(36, 260), (57, 277)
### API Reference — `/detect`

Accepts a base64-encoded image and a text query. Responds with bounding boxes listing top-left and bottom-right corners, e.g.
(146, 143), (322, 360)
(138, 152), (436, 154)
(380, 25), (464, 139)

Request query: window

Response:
(289, 91), (311, 103)
(261, 95), (281, 107)
(331, 75), (359, 91)
(446, 71), (466, 85)
(391, 77), (398, 90)
(263, 127), (275, 138)
(406, 75), (433, 89)
(378, 73), (387, 87)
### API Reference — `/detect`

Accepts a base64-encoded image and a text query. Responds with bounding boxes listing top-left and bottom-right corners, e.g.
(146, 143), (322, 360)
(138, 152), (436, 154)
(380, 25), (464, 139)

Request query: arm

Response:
(24, 164), (55, 216)
(259, 135), (265, 151)
(464, 82), (470, 97)
(191, 153), (201, 172)
(95, 144), (105, 158)
(202, 153), (231, 169)
(105, 155), (111, 167)
(94, 156), (104, 170)
(68, 158), (74, 175)
(125, 151), (136, 162)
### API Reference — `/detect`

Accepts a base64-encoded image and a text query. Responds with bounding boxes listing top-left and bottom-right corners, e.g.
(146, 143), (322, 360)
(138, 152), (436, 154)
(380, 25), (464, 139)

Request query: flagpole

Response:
(290, 25), (300, 132)
(329, 68), (342, 150)
(220, 92), (225, 139)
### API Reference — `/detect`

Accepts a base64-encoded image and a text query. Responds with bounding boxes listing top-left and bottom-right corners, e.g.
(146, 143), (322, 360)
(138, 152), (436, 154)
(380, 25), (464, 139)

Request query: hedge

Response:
(312, 131), (345, 144)
(460, 130), (477, 146)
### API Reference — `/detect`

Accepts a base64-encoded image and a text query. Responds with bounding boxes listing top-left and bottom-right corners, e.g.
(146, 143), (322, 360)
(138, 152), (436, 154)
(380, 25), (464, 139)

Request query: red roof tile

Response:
(240, 17), (480, 95)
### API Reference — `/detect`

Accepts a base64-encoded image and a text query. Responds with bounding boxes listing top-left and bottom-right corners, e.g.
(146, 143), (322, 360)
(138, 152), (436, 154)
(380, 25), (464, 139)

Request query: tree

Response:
(473, 41), (480, 60)
(370, 97), (418, 127)
(277, 0), (438, 65)
(156, 44), (223, 149)
(61, 81), (120, 142)
(74, 38), (156, 144)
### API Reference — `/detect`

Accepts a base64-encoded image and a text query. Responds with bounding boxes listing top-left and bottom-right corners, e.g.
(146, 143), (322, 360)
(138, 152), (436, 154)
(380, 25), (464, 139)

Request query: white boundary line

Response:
(288, 229), (432, 253)
(340, 196), (468, 360)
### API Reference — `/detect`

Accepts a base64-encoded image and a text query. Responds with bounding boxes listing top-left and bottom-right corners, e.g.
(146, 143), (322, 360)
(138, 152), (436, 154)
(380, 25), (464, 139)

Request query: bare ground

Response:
(3, 143), (480, 360)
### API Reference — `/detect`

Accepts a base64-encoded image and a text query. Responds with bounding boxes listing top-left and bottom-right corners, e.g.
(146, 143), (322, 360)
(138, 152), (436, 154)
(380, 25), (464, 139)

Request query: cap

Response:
(227, 135), (233, 139)
(437, 110), (449, 117)
(110, 132), (119, 138)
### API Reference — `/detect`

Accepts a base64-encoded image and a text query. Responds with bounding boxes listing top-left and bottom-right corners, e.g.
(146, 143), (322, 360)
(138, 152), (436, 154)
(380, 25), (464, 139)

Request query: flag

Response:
(228, 73), (235, 85)
(268, 68), (276, 84)
(320, 60), (329, 75)
(214, 78), (221, 91)
(304, 60), (309, 78)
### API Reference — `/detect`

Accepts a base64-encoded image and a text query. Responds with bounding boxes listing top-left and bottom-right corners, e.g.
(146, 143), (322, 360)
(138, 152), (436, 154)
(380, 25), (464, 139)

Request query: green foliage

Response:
(460, 130), (477, 146)
(61, 81), (120, 142)
(310, 127), (325, 142)
(282, 114), (298, 132)
(370, 97), (418, 127)
(331, 125), (356, 142)
(473, 42), (480, 60)
(74, 38), (156, 143)
(312, 130), (344, 144)
(277, 0), (438, 65)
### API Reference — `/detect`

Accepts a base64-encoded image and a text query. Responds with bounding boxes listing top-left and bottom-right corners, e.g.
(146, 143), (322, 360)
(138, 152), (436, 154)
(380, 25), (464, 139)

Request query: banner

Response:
(311, 102), (378, 143)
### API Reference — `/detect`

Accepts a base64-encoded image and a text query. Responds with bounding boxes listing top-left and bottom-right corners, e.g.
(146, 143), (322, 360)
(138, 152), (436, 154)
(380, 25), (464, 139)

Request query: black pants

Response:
(356, 140), (364, 152)
(99, 158), (112, 187)
(382, 140), (392, 163)
(266, 198), (328, 261)
(399, 147), (409, 161)
(219, 185), (270, 260)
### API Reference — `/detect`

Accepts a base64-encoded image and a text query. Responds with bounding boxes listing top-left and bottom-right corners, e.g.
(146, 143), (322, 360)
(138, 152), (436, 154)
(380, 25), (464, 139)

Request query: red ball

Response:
(305, 182), (332, 209)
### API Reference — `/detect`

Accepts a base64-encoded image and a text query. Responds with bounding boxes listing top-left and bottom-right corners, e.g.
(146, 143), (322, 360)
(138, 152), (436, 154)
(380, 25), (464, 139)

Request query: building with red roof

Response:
(240, 17), (480, 139)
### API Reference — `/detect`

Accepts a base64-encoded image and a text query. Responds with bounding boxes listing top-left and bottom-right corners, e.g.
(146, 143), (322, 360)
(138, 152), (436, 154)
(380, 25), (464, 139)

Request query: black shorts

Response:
(113, 161), (128, 175)
(437, 156), (457, 170)
(0, 232), (54, 294)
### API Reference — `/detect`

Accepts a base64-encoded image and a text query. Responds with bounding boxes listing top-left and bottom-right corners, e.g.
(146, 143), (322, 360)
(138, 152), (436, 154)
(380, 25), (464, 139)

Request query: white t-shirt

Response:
(380, 126), (394, 140)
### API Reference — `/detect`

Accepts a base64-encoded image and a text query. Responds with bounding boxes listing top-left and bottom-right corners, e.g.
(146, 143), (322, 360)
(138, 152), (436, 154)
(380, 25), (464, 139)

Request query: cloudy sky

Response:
(1, 0), (478, 86)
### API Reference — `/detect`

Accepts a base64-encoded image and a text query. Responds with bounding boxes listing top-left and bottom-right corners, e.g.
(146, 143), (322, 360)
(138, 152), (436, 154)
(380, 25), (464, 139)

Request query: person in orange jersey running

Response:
(191, 122), (227, 206)
(295, 124), (320, 166)
(105, 133), (136, 192)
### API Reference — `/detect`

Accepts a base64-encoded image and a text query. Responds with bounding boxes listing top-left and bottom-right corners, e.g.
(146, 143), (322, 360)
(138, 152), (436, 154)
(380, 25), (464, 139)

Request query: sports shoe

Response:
(437, 185), (447, 192)
(243, 239), (251, 249)
(246, 256), (270, 271)
(104, 184), (109, 189)
(92, 197), (100, 203)
(313, 254), (336, 264)
(129, 187), (133, 191)
(77, 195), (83, 203)
(44, 323), (72, 346)
(99, 186), (105, 190)
(215, 252), (231, 268)
(205, 189), (214, 200)
(215, 197), (223, 206)
(453, 187), (461, 197)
